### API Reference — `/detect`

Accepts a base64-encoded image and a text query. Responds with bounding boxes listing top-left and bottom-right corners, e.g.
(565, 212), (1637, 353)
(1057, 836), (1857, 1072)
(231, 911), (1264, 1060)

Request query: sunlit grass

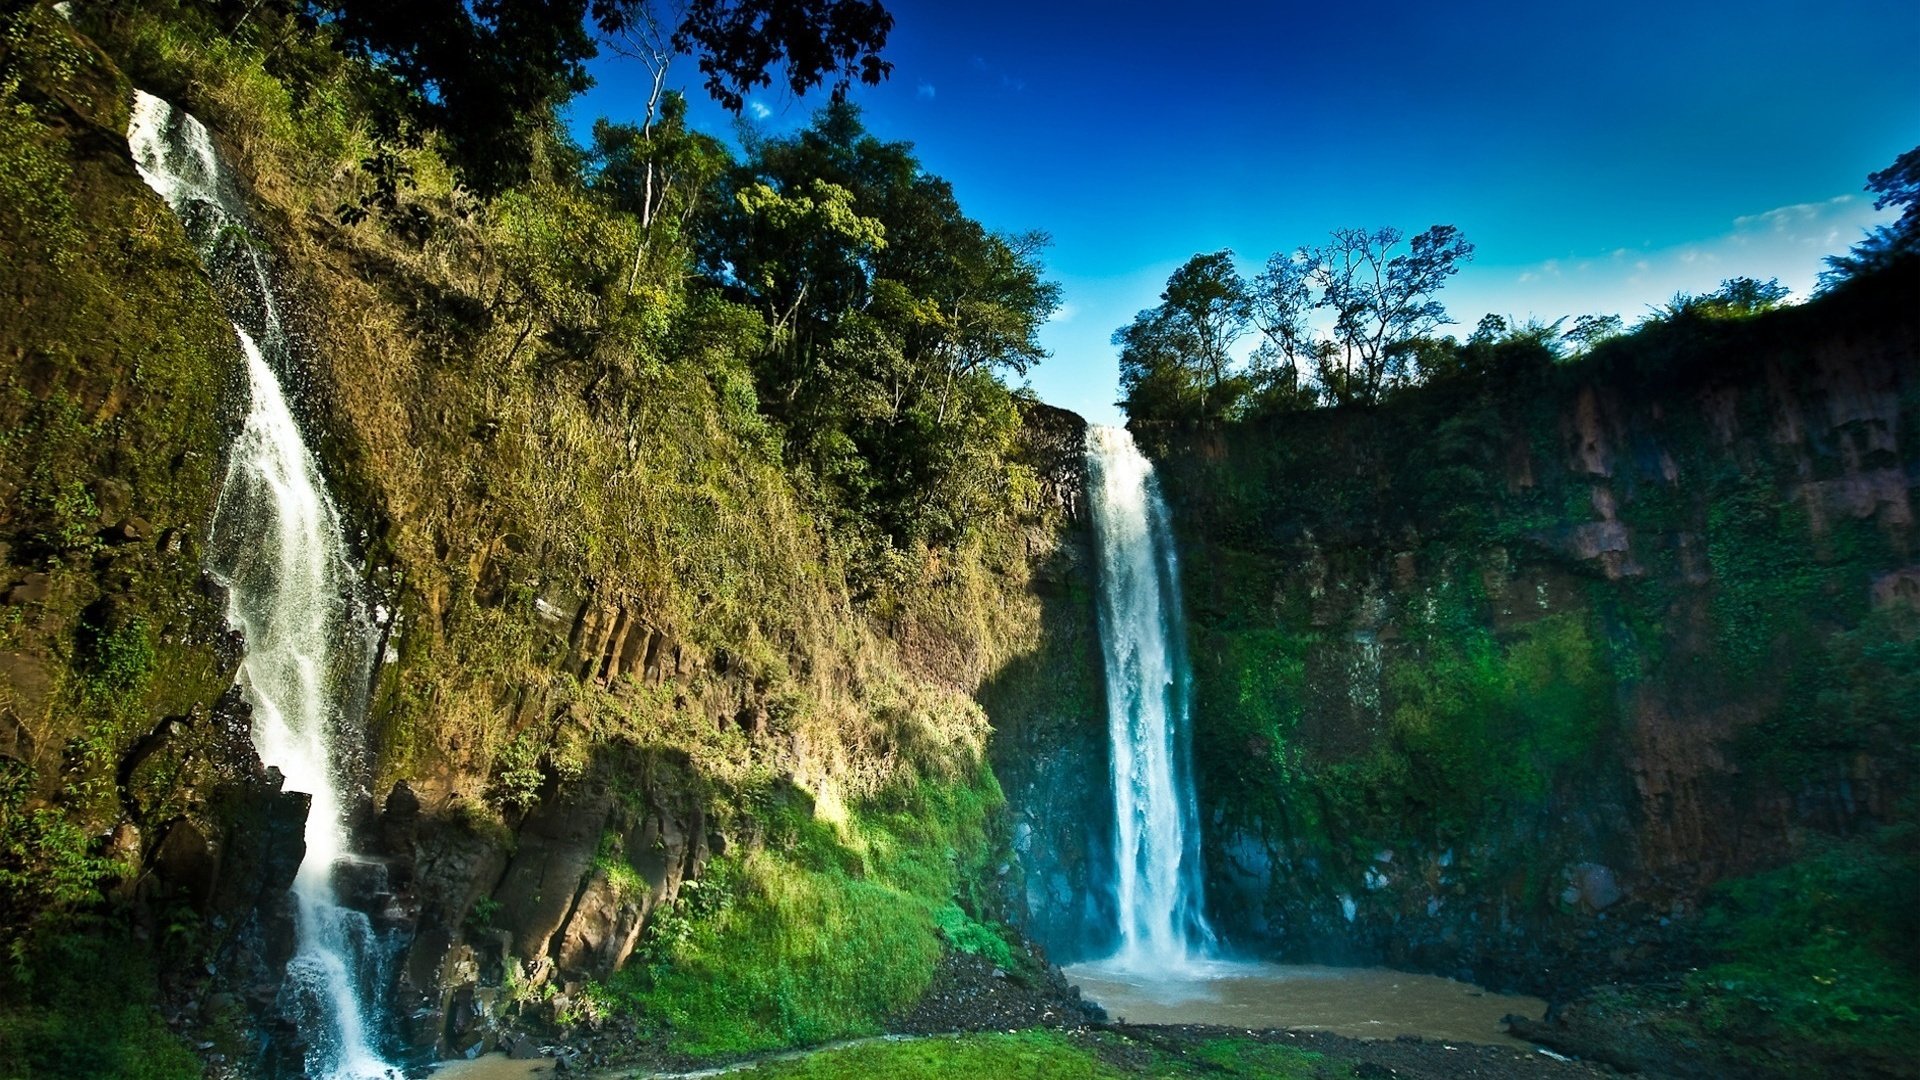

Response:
(739, 1030), (1327, 1080)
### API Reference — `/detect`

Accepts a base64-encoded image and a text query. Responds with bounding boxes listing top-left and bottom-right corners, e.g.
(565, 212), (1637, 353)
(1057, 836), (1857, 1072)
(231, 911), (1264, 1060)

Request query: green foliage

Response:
(595, 765), (1004, 1054)
(1659, 276), (1791, 321)
(735, 1029), (1329, 1080)
(696, 102), (1058, 559)
(1115, 251), (1256, 430)
(748, 1031), (1114, 1080)
(0, 932), (200, 1080)
(1336, 609), (1613, 834)
(0, 762), (118, 952)
(301, 0), (894, 200)
(1376, 618), (1588, 816)
(1732, 605), (1920, 789)
(78, 615), (156, 701)
(0, 5), (82, 265)
(488, 733), (547, 812)
(588, 92), (730, 237)
(932, 902), (1014, 969)
(1705, 479), (1856, 678)
(595, 830), (650, 903)
(1677, 827), (1919, 1070)
(1824, 143), (1920, 286)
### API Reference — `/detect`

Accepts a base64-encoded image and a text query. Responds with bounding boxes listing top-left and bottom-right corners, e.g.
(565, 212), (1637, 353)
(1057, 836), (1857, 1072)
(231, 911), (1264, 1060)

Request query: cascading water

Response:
(128, 91), (398, 1080)
(1085, 425), (1215, 970)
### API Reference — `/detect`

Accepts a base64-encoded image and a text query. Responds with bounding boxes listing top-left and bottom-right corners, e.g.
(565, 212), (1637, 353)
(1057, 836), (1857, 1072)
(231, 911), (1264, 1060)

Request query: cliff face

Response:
(1155, 269), (1919, 996)
(980, 407), (1116, 960)
(0, 8), (1094, 1071)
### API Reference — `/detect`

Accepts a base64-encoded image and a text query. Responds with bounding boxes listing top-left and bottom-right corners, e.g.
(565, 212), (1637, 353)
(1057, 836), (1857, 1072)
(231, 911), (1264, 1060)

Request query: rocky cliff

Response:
(0, 6), (1096, 1073)
(1154, 267), (1919, 1071)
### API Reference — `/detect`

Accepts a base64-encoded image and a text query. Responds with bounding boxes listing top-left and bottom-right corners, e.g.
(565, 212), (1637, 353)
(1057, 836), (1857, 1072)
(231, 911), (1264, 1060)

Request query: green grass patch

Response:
(743, 1030), (1328, 1080)
(1185, 1036), (1326, 1077)
(750, 1031), (1113, 1080)
(592, 766), (1009, 1054)
(1679, 825), (1919, 1069)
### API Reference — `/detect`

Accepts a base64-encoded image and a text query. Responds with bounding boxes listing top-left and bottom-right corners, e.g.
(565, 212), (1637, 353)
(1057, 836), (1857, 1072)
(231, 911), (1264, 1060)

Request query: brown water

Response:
(430, 1055), (551, 1079)
(1063, 958), (1546, 1047)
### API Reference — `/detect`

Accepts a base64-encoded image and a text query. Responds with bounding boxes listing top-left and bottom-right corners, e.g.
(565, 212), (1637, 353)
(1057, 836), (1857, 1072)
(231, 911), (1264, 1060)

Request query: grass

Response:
(748, 1032), (1111, 1080)
(1678, 826), (1919, 1071)
(590, 766), (1016, 1055)
(740, 1030), (1328, 1080)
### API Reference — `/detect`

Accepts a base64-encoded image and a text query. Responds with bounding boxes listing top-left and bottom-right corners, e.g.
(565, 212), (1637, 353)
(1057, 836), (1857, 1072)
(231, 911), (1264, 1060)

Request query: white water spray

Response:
(129, 91), (397, 1080)
(1086, 425), (1215, 970)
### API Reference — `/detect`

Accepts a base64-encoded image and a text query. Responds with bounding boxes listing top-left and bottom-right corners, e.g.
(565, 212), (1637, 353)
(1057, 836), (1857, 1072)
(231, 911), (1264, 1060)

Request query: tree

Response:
(1823, 143), (1920, 287)
(1250, 225), (1474, 406)
(693, 103), (1056, 553)
(313, 0), (895, 198)
(653, 0), (893, 113)
(1660, 276), (1790, 320)
(319, 0), (600, 198)
(588, 91), (732, 291)
(1563, 312), (1623, 355)
(1114, 251), (1254, 427)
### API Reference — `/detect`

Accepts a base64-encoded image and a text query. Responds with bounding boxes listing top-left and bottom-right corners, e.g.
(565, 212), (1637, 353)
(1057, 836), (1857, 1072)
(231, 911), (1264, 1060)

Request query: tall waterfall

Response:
(1086, 425), (1215, 969)
(129, 91), (398, 1080)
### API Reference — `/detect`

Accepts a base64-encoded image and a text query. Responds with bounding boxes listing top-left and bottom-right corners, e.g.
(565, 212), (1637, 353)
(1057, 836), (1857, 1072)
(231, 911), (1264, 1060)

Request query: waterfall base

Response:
(1063, 959), (1546, 1047)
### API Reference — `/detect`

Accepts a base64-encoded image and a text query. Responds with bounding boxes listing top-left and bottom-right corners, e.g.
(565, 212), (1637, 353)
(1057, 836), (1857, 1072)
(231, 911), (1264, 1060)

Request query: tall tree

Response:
(1252, 225), (1473, 405)
(1114, 251), (1253, 427)
(695, 103), (1056, 551)
(1823, 144), (1920, 287)
(312, 0), (894, 197)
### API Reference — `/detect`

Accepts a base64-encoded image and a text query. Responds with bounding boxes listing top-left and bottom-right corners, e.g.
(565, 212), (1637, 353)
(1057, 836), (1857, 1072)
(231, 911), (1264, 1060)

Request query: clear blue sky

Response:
(571, 0), (1920, 424)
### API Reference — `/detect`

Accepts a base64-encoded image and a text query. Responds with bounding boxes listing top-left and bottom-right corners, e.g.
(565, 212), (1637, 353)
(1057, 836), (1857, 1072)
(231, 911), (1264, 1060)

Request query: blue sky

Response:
(571, 1), (1920, 424)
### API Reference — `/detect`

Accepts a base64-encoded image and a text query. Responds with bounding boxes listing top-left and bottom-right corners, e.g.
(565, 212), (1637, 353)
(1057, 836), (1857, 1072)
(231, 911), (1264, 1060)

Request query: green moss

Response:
(0, 932), (201, 1080)
(593, 766), (1006, 1054)
(748, 1031), (1114, 1080)
(738, 1030), (1327, 1080)
(1590, 826), (1920, 1077)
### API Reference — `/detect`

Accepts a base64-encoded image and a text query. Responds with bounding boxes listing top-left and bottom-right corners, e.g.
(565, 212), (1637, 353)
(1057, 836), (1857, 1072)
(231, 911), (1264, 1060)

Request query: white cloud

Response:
(917, 82), (936, 100)
(1049, 302), (1078, 324)
(748, 101), (771, 120)
(1447, 193), (1890, 330)
(1733, 194), (1855, 232)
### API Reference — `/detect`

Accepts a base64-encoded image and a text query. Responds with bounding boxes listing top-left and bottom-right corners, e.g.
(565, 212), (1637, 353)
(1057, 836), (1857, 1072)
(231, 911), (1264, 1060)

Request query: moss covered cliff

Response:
(1155, 264), (1920, 1074)
(0, 3), (1096, 1073)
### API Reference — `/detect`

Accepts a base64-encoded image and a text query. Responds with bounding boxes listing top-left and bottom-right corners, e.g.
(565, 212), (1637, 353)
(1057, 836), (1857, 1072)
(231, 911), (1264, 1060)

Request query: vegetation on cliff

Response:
(0, 0), (1075, 1067)
(1139, 256), (1920, 1073)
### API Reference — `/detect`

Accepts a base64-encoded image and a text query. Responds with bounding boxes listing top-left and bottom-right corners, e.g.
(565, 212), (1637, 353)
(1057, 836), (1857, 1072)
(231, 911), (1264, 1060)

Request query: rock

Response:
(152, 820), (218, 910)
(5, 573), (51, 605)
(102, 516), (150, 544)
(1566, 863), (1623, 912)
(330, 858), (393, 913)
(376, 779), (422, 855)
(91, 477), (133, 522)
(492, 780), (617, 978)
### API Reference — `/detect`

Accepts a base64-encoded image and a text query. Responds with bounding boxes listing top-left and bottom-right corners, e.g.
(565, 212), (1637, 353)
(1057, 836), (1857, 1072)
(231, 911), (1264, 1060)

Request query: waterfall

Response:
(128, 91), (398, 1080)
(1086, 425), (1215, 970)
